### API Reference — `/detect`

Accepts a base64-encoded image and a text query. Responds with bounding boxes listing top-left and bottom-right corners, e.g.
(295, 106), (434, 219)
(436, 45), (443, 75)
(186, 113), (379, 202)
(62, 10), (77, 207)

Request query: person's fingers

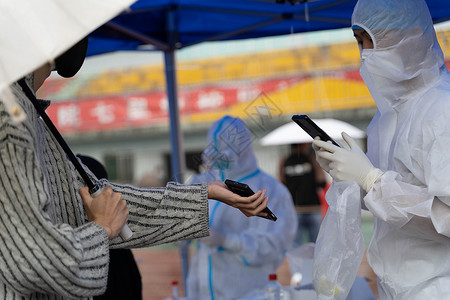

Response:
(79, 186), (91, 204)
(316, 149), (335, 161)
(102, 185), (114, 197)
(312, 138), (321, 152)
(112, 190), (123, 203)
(231, 189), (267, 212)
(240, 196), (269, 217)
(79, 186), (93, 219)
(233, 189), (263, 207)
(329, 168), (337, 179)
(257, 196), (269, 214)
(329, 161), (336, 171)
(248, 189), (267, 209)
(108, 190), (127, 214)
(341, 132), (357, 149)
(118, 197), (129, 219)
(312, 139), (338, 153)
(79, 184), (129, 239)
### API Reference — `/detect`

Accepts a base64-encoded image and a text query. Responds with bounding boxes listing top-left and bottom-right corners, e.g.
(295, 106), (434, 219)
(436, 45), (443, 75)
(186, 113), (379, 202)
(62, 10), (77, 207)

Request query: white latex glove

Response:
(201, 228), (226, 248)
(312, 137), (331, 173)
(312, 132), (383, 192)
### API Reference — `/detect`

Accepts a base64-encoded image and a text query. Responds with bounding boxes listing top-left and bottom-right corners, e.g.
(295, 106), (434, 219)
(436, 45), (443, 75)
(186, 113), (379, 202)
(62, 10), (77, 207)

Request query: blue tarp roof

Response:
(83, 0), (450, 221)
(87, 0), (450, 56)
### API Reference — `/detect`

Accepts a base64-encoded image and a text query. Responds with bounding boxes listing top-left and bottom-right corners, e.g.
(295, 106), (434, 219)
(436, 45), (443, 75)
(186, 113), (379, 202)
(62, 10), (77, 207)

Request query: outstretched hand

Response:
(207, 180), (269, 217)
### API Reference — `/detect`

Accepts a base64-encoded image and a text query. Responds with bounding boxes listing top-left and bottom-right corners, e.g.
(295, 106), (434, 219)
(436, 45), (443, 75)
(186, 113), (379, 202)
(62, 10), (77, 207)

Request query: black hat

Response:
(54, 36), (89, 78)
(77, 154), (108, 180)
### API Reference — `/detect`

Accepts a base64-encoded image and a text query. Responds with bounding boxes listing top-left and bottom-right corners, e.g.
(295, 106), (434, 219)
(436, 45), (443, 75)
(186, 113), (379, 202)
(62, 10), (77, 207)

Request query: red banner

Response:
(46, 77), (303, 133)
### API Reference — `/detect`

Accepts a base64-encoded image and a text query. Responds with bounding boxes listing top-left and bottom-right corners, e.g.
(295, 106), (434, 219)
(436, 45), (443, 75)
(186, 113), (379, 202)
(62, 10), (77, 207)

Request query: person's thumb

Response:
(79, 186), (92, 207)
(341, 132), (357, 149)
(312, 137), (320, 151)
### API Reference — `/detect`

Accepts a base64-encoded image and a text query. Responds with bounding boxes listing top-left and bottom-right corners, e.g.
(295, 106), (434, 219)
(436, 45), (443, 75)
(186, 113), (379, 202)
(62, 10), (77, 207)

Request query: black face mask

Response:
(54, 36), (89, 78)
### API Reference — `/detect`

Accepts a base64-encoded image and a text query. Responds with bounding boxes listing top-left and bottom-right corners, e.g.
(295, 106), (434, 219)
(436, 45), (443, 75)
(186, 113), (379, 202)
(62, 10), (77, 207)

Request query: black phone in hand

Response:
(225, 179), (277, 221)
(292, 114), (341, 147)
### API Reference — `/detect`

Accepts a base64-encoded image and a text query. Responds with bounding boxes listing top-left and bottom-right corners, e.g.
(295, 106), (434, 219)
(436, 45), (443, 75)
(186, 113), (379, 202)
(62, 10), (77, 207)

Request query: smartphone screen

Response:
(291, 115), (341, 147)
(224, 179), (277, 221)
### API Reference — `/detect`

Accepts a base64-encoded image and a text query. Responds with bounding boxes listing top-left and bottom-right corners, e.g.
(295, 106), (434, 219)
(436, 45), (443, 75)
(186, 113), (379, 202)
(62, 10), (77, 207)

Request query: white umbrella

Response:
(0, 0), (136, 122)
(260, 118), (366, 146)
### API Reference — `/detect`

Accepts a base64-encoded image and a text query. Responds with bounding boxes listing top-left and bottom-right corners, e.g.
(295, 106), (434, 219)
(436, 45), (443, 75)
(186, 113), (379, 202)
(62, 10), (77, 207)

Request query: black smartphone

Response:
(224, 179), (277, 221)
(291, 114), (341, 147)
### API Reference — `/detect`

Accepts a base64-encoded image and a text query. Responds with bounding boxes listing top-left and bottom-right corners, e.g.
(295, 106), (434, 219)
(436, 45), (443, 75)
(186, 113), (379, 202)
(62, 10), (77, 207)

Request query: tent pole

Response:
(164, 49), (190, 296)
(164, 7), (190, 297)
(164, 50), (185, 183)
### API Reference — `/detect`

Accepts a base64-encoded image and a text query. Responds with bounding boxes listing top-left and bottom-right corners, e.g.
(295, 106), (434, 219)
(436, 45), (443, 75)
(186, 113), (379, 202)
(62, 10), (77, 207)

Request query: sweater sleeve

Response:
(104, 180), (210, 248)
(0, 134), (110, 298)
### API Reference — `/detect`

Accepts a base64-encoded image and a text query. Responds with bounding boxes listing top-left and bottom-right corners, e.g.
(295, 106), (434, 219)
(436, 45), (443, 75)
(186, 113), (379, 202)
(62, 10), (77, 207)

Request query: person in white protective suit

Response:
(312, 0), (450, 299)
(186, 116), (297, 300)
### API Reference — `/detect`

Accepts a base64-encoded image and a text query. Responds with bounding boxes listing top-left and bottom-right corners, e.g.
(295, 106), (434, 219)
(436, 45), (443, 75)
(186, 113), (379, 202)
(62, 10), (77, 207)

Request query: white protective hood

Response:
(314, 1), (450, 299)
(352, 0), (446, 171)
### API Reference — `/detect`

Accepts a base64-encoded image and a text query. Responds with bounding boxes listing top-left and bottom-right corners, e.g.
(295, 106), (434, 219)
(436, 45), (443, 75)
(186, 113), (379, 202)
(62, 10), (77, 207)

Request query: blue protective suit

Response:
(186, 116), (297, 300)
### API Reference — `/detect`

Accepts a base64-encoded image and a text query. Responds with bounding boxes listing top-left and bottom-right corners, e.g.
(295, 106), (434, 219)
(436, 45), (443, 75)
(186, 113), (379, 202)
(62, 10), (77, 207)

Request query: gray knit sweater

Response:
(0, 79), (209, 299)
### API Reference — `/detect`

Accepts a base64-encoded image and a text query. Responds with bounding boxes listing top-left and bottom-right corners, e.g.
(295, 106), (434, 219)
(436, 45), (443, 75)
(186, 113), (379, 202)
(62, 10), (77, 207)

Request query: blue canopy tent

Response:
(87, 0), (450, 184)
(85, 0), (450, 294)
(87, 0), (361, 185)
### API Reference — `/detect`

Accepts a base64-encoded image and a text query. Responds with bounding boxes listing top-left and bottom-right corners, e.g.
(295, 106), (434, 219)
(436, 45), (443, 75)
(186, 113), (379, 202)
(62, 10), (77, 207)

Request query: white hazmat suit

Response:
(186, 116), (297, 299)
(313, 0), (450, 299)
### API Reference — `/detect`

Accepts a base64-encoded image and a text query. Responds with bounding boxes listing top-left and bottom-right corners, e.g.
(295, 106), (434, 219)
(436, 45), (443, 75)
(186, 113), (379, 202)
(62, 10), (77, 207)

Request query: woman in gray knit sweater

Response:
(0, 63), (269, 299)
